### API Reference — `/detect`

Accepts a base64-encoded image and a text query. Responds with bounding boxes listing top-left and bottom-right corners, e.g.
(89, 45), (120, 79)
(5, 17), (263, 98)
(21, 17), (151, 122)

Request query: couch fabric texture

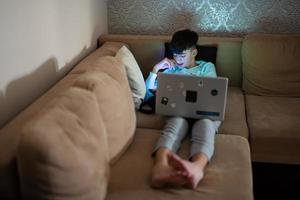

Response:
(18, 87), (109, 200)
(107, 129), (252, 200)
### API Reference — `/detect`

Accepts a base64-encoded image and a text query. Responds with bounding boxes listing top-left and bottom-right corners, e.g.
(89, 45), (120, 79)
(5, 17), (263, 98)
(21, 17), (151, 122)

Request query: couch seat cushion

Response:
(136, 111), (167, 129)
(245, 94), (300, 164)
(137, 87), (248, 138)
(219, 86), (248, 138)
(106, 128), (253, 200)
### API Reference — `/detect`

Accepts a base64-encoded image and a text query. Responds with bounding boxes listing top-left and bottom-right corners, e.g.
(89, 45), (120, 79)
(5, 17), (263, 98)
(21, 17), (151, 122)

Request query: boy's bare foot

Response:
(151, 162), (187, 188)
(168, 153), (205, 189)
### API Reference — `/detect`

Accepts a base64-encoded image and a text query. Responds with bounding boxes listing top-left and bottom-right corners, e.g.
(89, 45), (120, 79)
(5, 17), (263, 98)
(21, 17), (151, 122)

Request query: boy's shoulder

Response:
(195, 60), (215, 68)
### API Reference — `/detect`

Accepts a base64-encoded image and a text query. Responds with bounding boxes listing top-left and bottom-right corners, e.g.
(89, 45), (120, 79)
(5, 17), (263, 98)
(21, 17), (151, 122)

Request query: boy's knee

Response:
(194, 118), (213, 126)
(167, 116), (188, 126)
(192, 118), (215, 132)
(165, 117), (189, 132)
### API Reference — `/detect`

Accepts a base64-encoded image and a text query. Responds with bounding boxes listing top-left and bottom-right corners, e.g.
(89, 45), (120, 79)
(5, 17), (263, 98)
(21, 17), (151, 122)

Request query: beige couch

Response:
(98, 33), (300, 165)
(1, 33), (299, 200)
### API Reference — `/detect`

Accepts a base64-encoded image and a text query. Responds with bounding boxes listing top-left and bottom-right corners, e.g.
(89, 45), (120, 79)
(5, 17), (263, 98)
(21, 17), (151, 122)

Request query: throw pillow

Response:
(165, 42), (218, 65)
(115, 45), (146, 109)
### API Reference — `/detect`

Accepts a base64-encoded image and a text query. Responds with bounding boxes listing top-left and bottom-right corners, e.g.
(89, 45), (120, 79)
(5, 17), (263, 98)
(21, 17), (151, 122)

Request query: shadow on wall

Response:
(0, 46), (90, 128)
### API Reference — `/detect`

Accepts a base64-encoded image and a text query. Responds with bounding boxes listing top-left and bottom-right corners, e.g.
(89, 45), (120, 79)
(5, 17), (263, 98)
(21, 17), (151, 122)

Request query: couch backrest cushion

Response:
(99, 35), (243, 86)
(17, 87), (109, 200)
(0, 74), (81, 200)
(73, 56), (136, 164)
(70, 41), (125, 74)
(242, 34), (300, 96)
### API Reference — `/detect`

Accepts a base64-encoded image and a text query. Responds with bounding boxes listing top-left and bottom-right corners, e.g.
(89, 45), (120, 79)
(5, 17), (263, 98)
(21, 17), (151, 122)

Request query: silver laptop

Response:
(155, 73), (228, 121)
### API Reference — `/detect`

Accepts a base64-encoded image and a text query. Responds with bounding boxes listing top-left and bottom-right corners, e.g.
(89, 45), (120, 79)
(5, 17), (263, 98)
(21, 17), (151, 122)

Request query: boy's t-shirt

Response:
(144, 60), (217, 101)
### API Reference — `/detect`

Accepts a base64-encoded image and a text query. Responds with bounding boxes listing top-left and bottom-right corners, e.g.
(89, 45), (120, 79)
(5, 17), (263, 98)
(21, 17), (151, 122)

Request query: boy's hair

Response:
(169, 29), (198, 54)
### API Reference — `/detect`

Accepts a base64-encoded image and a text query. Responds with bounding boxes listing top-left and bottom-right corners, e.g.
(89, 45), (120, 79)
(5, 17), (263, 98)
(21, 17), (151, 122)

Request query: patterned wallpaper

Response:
(108, 0), (300, 36)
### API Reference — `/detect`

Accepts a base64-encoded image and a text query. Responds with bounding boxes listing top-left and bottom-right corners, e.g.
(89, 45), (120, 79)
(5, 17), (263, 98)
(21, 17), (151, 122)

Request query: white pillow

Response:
(115, 45), (146, 109)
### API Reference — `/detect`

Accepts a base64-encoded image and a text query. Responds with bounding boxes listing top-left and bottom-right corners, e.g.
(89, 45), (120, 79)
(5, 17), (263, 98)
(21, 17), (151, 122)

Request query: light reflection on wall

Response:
(108, 0), (300, 36)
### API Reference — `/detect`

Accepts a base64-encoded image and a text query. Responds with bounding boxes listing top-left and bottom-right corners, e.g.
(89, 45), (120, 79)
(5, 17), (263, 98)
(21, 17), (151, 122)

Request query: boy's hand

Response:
(152, 58), (176, 74)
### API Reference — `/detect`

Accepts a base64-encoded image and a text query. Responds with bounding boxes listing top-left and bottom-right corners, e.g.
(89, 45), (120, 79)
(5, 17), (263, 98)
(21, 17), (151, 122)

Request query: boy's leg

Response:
(190, 119), (220, 161)
(152, 147), (185, 188)
(151, 117), (188, 188)
(168, 119), (220, 189)
(167, 152), (207, 189)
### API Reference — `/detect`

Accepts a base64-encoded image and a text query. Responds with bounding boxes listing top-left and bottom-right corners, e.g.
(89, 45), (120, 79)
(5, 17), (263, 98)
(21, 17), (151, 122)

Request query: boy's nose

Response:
(176, 58), (182, 62)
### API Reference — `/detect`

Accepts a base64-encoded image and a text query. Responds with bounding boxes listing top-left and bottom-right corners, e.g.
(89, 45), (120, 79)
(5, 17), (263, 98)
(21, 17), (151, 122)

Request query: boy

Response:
(144, 29), (221, 189)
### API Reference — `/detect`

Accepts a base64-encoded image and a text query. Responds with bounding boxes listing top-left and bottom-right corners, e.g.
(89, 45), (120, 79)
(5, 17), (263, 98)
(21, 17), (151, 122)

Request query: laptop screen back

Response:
(155, 73), (228, 121)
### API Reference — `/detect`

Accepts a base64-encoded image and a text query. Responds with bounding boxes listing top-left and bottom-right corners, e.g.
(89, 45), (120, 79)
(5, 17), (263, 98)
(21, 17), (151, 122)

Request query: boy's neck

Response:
(184, 60), (196, 69)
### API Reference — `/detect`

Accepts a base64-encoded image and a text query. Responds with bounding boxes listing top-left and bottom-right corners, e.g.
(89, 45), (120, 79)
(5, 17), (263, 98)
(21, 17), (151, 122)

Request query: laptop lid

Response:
(155, 73), (228, 121)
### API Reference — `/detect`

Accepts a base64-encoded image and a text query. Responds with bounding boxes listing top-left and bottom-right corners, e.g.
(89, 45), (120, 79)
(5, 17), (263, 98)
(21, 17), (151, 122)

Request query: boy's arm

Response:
(152, 58), (175, 74)
(203, 62), (217, 77)
(145, 72), (157, 90)
(144, 72), (157, 101)
(144, 58), (175, 101)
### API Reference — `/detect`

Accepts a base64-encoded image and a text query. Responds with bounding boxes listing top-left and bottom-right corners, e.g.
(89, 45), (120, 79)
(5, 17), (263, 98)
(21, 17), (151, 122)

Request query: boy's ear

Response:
(192, 48), (198, 57)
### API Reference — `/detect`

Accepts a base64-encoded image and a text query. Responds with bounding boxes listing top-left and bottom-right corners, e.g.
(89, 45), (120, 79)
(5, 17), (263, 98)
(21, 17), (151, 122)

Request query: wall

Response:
(0, 0), (107, 127)
(108, 0), (300, 36)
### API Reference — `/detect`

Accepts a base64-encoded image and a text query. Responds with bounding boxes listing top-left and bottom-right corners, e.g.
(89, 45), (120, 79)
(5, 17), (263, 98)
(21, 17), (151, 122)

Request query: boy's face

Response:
(173, 48), (197, 68)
